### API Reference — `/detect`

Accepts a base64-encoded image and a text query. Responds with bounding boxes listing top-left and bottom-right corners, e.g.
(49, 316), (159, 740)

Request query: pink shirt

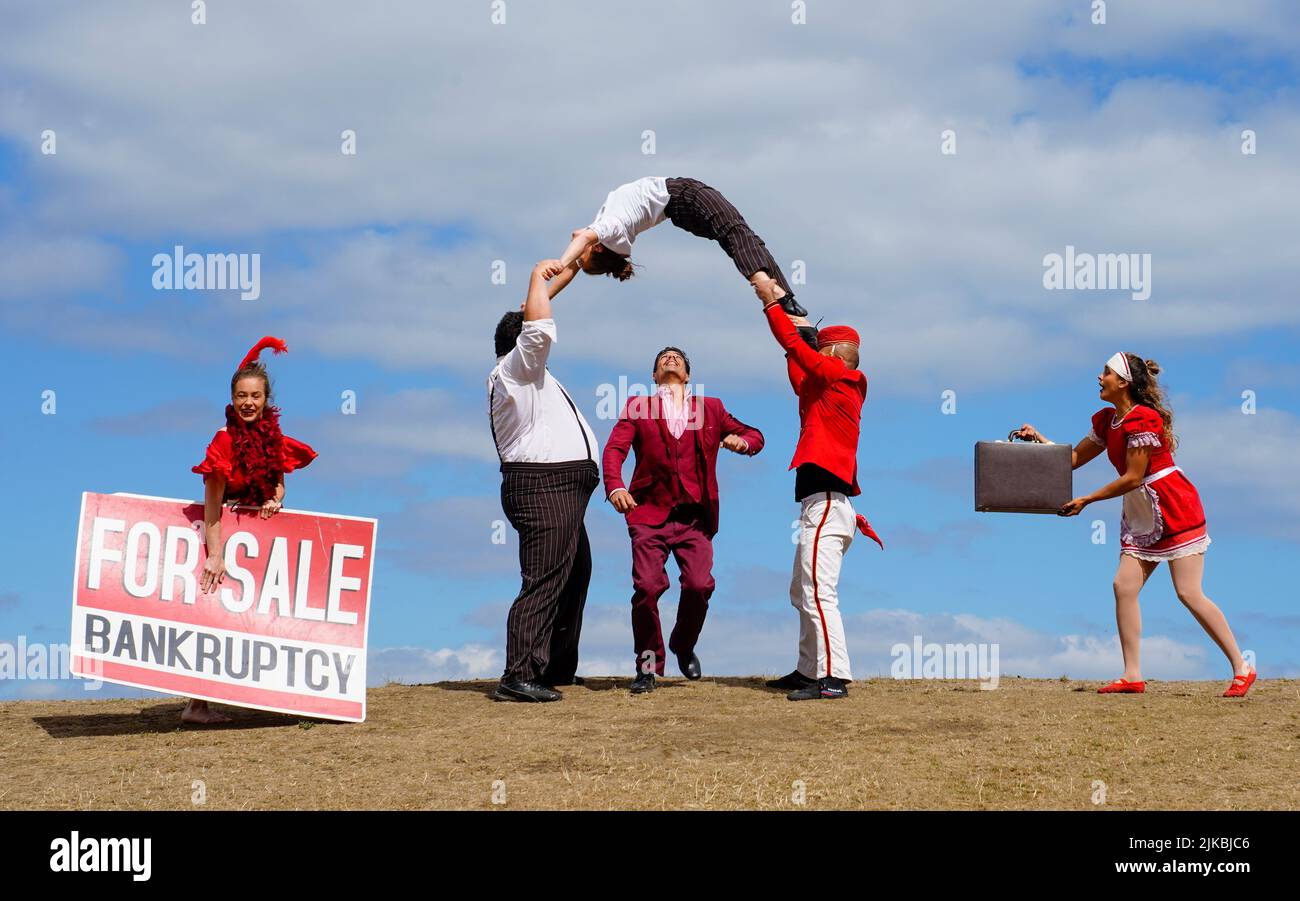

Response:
(658, 385), (692, 440)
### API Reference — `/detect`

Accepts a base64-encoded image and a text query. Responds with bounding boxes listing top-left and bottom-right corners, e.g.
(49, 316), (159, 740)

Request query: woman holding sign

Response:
(1016, 353), (1255, 698)
(185, 336), (318, 723)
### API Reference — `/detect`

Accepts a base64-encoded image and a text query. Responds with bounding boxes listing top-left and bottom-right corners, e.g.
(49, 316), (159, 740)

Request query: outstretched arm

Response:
(544, 257), (578, 301)
(761, 300), (843, 386)
(556, 228), (599, 271)
(1070, 437), (1105, 470)
(522, 261), (555, 322)
(602, 410), (639, 514)
(500, 262), (569, 384)
(198, 475), (226, 594)
(522, 259), (577, 320)
(718, 402), (764, 455)
(1015, 424), (1106, 470)
(784, 352), (806, 396)
(537, 231), (596, 300)
(1060, 446), (1150, 516)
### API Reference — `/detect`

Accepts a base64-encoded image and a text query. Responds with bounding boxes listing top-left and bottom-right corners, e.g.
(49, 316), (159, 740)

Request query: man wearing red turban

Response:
(754, 283), (883, 701)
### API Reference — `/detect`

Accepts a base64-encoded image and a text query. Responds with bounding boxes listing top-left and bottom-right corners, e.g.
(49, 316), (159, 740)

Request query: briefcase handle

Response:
(1005, 428), (1043, 443)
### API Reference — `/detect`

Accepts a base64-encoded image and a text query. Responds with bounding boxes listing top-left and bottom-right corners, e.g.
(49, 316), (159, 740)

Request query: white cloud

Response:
(88, 397), (211, 435)
(0, 227), (120, 304)
(1, 1), (1297, 395)
(378, 495), (518, 576)
(368, 644), (502, 684)
(1173, 405), (1300, 536)
(846, 608), (1210, 680)
(307, 385), (497, 466)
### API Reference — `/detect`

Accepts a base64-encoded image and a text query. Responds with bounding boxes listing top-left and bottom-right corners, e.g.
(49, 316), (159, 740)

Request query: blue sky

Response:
(1, 1), (1297, 701)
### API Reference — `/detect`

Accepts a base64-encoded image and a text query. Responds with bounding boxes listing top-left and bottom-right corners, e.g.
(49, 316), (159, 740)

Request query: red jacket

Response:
(602, 393), (764, 537)
(764, 303), (866, 495)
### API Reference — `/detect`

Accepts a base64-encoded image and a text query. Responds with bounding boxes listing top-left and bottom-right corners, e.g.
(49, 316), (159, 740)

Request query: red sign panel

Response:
(70, 492), (376, 722)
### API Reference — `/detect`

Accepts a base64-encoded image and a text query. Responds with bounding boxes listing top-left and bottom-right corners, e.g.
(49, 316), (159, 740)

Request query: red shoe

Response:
(1222, 670), (1256, 698)
(1098, 677), (1146, 694)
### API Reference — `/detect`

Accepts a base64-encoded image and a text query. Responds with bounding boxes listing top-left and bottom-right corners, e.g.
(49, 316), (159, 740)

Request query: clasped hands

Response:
(536, 258), (571, 280)
(751, 276), (810, 327)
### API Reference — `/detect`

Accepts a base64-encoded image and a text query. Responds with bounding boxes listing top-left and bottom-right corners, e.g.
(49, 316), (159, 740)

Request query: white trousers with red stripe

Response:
(790, 491), (855, 680)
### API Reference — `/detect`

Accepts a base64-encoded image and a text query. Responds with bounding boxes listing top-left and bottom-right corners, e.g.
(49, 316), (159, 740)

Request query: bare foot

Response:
(181, 699), (232, 725)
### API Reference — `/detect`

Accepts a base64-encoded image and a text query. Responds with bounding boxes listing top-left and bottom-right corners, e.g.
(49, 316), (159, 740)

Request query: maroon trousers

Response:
(629, 504), (715, 675)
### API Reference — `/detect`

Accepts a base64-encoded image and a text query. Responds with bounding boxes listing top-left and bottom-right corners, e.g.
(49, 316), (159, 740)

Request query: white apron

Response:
(1120, 465), (1180, 548)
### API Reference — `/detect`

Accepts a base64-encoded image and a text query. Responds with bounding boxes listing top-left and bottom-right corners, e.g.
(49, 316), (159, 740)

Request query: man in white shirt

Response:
(488, 261), (600, 702)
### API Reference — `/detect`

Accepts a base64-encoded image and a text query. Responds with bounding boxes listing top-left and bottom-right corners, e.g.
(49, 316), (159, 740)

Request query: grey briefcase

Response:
(974, 431), (1073, 514)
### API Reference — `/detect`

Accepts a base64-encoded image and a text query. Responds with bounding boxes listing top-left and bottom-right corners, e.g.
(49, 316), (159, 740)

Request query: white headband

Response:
(1106, 352), (1132, 382)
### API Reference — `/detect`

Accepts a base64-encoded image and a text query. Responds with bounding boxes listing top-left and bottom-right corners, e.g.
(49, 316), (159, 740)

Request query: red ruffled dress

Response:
(1086, 404), (1209, 561)
(193, 426), (318, 504)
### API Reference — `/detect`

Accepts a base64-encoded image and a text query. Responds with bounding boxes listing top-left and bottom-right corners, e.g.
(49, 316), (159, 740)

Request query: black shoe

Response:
(766, 670), (815, 691)
(676, 651), (702, 681)
(787, 676), (848, 701)
(492, 680), (562, 702)
(796, 326), (819, 351)
(778, 295), (808, 318)
(630, 672), (656, 694)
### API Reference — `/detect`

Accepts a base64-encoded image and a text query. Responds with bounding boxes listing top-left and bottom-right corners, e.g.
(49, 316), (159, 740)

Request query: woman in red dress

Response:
(1018, 353), (1256, 698)
(184, 336), (318, 724)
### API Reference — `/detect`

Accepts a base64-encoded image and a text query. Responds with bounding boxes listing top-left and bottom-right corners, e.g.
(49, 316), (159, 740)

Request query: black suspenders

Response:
(553, 375), (593, 463)
(489, 368), (593, 464)
(488, 379), (504, 463)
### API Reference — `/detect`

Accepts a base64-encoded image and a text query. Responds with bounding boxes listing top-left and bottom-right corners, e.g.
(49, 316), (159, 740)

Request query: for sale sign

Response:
(70, 492), (376, 722)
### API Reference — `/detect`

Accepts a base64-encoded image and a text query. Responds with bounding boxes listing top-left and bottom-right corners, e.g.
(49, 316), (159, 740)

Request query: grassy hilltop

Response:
(2, 677), (1296, 810)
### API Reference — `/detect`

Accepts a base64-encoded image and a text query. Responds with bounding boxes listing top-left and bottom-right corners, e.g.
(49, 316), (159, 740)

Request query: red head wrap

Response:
(817, 326), (859, 349)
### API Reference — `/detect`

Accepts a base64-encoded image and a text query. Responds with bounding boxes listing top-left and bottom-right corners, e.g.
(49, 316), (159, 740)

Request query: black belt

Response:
(501, 459), (597, 473)
(795, 463), (853, 502)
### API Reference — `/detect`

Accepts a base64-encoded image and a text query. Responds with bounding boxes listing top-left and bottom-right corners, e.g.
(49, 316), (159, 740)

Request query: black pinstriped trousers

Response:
(664, 176), (795, 298)
(500, 459), (599, 684)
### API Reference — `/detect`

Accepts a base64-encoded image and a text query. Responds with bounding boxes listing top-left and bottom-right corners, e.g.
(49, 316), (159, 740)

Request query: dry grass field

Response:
(2, 677), (1296, 810)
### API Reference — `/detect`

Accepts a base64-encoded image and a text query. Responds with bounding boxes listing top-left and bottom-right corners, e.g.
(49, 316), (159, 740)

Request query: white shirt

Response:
(488, 318), (599, 464)
(587, 176), (670, 257)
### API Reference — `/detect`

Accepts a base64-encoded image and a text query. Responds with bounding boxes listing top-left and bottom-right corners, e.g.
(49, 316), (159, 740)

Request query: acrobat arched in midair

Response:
(545, 176), (819, 348)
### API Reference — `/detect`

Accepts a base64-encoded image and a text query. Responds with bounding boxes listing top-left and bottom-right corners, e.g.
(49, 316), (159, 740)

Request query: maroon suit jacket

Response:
(602, 393), (764, 537)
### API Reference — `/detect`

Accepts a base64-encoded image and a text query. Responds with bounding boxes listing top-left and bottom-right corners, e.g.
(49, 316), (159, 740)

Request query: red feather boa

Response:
(224, 403), (285, 505)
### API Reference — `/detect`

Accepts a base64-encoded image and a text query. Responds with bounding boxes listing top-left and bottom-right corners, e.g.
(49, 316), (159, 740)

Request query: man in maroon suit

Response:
(603, 347), (765, 693)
